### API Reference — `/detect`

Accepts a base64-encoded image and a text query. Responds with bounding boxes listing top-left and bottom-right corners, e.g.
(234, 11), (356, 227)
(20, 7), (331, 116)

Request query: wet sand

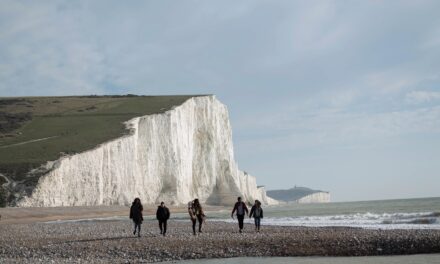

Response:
(169, 255), (440, 264)
(0, 206), (440, 263)
(0, 205), (206, 224)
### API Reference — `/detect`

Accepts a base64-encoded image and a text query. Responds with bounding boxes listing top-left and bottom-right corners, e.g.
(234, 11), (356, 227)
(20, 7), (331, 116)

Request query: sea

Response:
(200, 196), (440, 230)
(45, 197), (440, 263)
(47, 197), (440, 230)
(173, 197), (440, 264)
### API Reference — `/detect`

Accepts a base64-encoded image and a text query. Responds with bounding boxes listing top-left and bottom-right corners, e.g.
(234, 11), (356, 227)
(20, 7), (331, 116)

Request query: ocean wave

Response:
(211, 211), (440, 230)
(428, 212), (440, 217)
(382, 217), (438, 225)
(42, 210), (440, 230)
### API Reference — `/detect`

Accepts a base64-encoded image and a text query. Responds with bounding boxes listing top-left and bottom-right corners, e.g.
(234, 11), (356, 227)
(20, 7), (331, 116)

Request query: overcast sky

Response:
(1, 0), (439, 202)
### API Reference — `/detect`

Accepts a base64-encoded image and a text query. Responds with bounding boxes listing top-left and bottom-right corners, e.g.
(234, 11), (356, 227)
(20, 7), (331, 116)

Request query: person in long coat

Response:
(130, 198), (143, 237)
(188, 198), (205, 235)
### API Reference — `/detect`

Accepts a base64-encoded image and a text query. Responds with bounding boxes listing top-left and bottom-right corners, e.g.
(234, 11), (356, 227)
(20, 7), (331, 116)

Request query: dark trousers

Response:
(159, 219), (167, 234)
(237, 214), (245, 230)
(191, 215), (203, 234)
(254, 217), (261, 230)
(133, 221), (141, 235)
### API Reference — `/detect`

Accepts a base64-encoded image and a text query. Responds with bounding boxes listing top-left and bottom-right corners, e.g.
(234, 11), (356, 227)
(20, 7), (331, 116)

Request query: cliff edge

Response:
(14, 95), (276, 207)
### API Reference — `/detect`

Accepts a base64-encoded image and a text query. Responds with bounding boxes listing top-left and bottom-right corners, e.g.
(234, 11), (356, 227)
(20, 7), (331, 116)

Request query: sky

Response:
(1, 0), (439, 202)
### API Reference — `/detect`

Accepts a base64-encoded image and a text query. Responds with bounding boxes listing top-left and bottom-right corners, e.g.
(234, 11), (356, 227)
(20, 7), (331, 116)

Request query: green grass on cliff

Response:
(0, 95), (198, 182)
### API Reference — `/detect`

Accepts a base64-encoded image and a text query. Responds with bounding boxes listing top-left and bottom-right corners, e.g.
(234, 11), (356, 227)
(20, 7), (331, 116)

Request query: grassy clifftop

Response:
(0, 95), (198, 189)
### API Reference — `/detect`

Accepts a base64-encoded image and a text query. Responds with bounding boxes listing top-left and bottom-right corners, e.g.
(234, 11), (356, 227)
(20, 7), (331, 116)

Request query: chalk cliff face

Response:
(296, 192), (330, 204)
(267, 186), (330, 204)
(18, 96), (276, 207)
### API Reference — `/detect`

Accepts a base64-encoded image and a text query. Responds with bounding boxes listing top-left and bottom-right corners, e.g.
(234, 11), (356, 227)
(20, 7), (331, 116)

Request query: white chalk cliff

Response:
(296, 192), (330, 204)
(18, 96), (277, 207)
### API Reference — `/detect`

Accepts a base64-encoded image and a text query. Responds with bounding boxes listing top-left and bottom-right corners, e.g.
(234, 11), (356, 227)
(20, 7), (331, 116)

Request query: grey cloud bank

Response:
(1, 0), (439, 201)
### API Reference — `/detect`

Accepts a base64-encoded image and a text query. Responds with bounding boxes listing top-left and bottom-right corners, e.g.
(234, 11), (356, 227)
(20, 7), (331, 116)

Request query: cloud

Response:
(365, 72), (414, 94)
(1, 0), (439, 98)
(0, 1), (108, 96)
(2, 0), (440, 200)
(421, 27), (440, 50)
(3, 0), (438, 143)
(237, 104), (440, 155)
(405, 91), (440, 104)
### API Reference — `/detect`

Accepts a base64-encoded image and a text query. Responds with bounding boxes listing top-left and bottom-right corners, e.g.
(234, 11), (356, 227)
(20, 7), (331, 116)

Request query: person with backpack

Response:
(231, 196), (248, 233)
(156, 201), (170, 236)
(249, 200), (264, 232)
(129, 198), (143, 237)
(188, 198), (205, 235)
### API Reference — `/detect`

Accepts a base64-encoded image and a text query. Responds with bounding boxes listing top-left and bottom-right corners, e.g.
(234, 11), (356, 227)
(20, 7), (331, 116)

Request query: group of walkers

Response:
(129, 199), (170, 237)
(129, 196), (263, 237)
(231, 196), (264, 233)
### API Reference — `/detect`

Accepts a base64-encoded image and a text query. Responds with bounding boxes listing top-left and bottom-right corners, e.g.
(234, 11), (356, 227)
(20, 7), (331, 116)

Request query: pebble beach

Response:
(1, 216), (440, 263)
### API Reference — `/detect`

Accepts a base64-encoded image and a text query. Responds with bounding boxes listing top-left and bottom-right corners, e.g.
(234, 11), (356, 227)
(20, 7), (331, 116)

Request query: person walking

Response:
(129, 198), (143, 237)
(156, 201), (170, 236)
(249, 200), (264, 232)
(231, 196), (248, 233)
(188, 198), (205, 235)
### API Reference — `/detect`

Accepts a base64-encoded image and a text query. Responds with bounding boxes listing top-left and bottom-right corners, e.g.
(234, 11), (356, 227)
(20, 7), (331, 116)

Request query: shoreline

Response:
(1, 206), (440, 262)
(0, 205), (226, 225)
(1, 218), (440, 263)
(167, 255), (440, 264)
(172, 254), (440, 264)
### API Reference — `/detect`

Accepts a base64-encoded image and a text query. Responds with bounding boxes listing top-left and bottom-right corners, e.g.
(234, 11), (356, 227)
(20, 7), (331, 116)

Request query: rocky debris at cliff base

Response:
(1, 220), (439, 263)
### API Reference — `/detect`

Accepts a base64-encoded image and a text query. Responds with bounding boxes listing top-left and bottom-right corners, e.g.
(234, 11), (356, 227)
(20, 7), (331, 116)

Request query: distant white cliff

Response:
(18, 96), (277, 207)
(296, 192), (330, 204)
(267, 186), (330, 204)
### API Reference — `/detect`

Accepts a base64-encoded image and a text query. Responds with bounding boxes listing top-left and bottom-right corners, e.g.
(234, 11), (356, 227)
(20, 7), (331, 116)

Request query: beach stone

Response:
(1, 220), (440, 262)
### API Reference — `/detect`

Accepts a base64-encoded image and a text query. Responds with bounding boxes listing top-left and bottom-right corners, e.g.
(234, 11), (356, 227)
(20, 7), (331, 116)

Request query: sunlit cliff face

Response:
(18, 96), (277, 207)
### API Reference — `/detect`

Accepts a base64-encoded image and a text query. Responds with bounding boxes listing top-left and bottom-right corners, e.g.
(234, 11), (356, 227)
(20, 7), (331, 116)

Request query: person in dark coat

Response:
(188, 198), (205, 235)
(129, 198), (143, 237)
(231, 196), (248, 233)
(156, 201), (170, 236)
(249, 200), (264, 232)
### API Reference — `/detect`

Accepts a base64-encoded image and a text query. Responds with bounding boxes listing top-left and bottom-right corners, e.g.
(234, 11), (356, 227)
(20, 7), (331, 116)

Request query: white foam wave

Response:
(213, 211), (440, 230)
